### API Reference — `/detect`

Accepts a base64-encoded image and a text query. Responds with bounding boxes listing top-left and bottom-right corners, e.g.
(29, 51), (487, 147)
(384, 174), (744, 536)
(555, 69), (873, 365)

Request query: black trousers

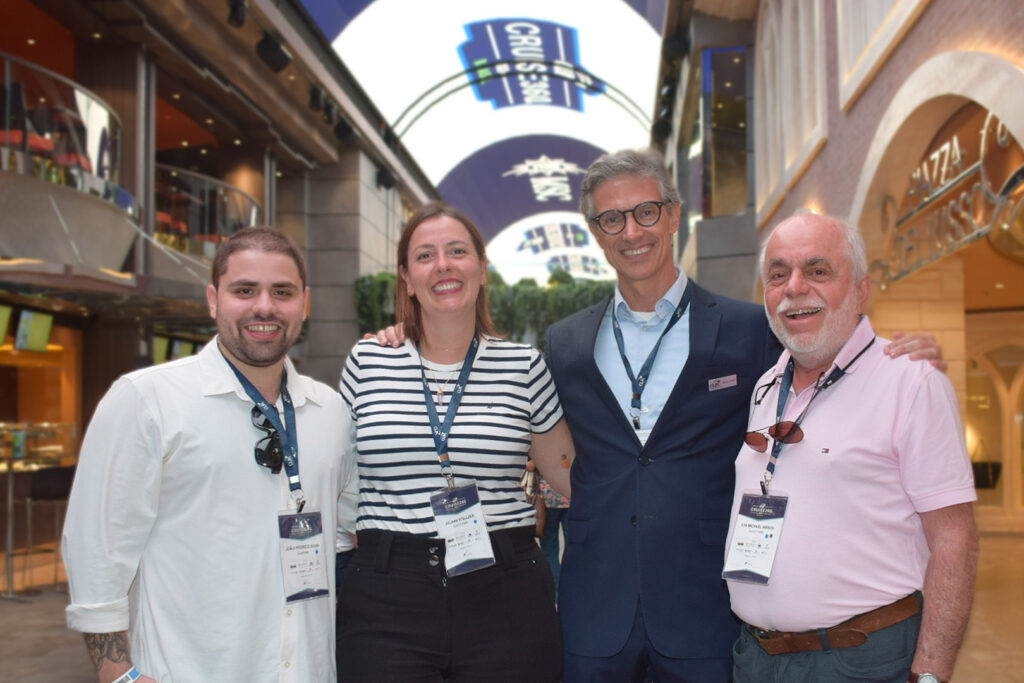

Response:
(337, 527), (563, 682)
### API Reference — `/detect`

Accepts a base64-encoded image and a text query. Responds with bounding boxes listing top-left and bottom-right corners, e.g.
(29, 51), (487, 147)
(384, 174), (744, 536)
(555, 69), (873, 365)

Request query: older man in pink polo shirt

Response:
(724, 213), (979, 683)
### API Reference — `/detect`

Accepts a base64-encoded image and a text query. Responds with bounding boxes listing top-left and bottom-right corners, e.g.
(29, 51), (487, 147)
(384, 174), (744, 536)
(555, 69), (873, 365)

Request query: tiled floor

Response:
(1, 535), (1022, 681)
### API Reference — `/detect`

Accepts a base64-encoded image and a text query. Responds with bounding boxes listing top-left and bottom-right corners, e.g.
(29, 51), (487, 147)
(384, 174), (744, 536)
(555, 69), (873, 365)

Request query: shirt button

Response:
(284, 661), (291, 669)
(429, 555), (440, 567)
(286, 609), (293, 616)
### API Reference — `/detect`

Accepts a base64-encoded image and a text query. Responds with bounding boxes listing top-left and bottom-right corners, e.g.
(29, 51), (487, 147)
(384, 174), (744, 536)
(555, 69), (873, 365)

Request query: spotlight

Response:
(376, 168), (397, 190)
(256, 33), (292, 73)
(662, 32), (689, 60)
(308, 86), (325, 111)
(227, 0), (246, 28)
(322, 101), (336, 125)
(333, 120), (355, 141)
(652, 119), (672, 141)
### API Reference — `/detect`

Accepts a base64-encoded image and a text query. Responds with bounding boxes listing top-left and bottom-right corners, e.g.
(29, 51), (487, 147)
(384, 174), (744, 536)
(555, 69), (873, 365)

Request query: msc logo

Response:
(503, 154), (585, 202)
(517, 223), (589, 254)
(459, 19), (604, 110)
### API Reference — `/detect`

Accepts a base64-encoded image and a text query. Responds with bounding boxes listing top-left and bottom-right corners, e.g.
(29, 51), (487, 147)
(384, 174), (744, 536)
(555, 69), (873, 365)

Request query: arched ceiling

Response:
(299, 0), (670, 283)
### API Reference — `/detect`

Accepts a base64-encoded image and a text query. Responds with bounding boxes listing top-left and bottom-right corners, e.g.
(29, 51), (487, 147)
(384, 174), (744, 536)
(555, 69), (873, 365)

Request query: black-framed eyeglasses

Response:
(591, 201), (665, 235)
(744, 421), (804, 453)
(251, 405), (283, 473)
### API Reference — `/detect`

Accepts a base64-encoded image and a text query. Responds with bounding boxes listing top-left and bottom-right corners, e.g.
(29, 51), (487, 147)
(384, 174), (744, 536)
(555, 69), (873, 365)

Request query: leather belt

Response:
(748, 593), (921, 655)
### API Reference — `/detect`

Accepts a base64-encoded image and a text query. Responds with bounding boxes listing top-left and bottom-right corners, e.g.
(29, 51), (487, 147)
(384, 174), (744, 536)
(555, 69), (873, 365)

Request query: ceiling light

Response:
(200, 149), (208, 155)
(27, 38), (36, 46)
(309, 86), (325, 110)
(994, 283), (1005, 289)
(227, 0), (246, 28)
(181, 141), (189, 147)
(172, 93), (181, 100)
(233, 139), (242, 146)
(205, 118), (214, 125)
(91, 32), (102, 40)
(256, 33), (292, 73)
(334, 120), (355, 141)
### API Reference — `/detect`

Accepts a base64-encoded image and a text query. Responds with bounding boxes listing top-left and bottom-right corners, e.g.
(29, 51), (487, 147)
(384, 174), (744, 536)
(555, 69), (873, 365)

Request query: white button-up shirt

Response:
(64, 339), (356, 682)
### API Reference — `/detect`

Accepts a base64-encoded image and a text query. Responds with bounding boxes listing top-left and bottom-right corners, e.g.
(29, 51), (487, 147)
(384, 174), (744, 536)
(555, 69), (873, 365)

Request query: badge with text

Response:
(708, 374), (738, 391)
(278, 510), (330, 602)
(722, 492), (788, 585)
(430, 482), (495, 576)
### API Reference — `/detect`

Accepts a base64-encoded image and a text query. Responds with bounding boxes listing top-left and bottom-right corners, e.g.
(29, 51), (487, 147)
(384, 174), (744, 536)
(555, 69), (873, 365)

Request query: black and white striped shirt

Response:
(340, 336), (563, 537)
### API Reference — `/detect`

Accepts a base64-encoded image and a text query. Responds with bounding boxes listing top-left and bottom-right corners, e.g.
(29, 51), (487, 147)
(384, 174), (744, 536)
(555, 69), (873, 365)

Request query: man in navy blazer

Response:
(545, 150), (940, 682)
(545, 149), (779, 682)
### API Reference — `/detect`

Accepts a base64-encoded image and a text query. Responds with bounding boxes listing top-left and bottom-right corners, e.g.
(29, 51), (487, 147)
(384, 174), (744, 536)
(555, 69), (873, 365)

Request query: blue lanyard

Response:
(610, 281), (692, 430)
(420, 337), (479, 489)
(220, 350), (304, 506)
(760, 336), (876, 494)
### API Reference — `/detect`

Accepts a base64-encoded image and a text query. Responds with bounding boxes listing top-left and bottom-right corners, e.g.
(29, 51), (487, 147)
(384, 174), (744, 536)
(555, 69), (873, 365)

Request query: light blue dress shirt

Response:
(594, 269), (691, 436)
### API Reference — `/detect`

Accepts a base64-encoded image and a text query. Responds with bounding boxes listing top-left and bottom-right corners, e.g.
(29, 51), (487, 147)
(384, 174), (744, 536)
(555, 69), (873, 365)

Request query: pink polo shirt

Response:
(727, 316), (976, 632)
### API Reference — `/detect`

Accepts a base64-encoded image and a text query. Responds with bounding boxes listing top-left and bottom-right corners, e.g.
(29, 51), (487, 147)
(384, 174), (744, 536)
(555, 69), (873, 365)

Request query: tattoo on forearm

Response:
(83, 632), (130, 670)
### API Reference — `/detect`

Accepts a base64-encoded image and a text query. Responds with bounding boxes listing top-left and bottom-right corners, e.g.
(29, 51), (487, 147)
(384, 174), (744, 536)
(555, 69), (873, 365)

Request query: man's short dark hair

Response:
(210, 227), (307, 289)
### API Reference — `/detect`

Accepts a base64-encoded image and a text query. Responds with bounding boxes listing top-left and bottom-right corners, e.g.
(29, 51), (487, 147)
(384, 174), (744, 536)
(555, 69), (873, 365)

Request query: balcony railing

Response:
(154, 164), (262, 258)
(0, 51), (135, 217)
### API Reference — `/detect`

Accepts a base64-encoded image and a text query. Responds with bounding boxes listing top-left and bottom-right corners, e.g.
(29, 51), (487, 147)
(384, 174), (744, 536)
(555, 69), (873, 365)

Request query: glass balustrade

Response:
(154, 164), (262, 258)
(0, 51), (136, 218)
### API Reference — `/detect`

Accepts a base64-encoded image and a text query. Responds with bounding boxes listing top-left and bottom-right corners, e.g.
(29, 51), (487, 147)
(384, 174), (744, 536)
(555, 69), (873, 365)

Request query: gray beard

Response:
(767, 293), (861, 372)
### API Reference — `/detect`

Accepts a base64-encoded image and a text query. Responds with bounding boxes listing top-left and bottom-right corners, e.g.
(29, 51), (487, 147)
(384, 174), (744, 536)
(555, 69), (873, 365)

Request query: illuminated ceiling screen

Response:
(302, 0), (666, 282)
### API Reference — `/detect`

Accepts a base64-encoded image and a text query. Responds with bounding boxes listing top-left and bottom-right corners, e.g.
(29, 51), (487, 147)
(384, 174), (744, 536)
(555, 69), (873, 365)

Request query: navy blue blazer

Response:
(545, 282), (781, 660)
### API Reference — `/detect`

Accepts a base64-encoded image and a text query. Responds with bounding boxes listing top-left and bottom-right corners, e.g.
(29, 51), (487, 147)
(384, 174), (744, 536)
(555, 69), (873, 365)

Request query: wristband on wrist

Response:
(111, 667), (141, 683)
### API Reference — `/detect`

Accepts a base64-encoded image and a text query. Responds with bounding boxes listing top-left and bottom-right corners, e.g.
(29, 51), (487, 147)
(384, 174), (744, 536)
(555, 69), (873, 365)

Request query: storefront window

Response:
(1019, 382), (1024, 510)
(701, 47), (748, 218)
(966, 357), (1003, 506)
(983, 345), (1024, 509)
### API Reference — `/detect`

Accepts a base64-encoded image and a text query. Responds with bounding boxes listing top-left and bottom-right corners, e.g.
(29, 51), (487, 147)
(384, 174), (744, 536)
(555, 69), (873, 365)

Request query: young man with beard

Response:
(724, 213), (978, 683)
(63, 227), (356, 682)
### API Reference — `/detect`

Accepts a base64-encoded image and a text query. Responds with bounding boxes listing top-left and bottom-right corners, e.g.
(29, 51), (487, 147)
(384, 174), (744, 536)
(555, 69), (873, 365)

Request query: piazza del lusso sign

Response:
(871, 107), (1024, 288)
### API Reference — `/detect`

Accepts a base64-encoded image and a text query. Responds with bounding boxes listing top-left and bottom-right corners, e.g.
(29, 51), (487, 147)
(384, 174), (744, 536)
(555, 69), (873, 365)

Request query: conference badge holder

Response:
(430, 482), (495, 576)
(722, 491), (788, 585)
(278, 509), (330, 602)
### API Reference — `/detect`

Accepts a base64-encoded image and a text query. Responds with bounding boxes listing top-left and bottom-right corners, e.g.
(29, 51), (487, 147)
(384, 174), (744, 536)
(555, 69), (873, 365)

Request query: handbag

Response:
(520, 465), (540, 504)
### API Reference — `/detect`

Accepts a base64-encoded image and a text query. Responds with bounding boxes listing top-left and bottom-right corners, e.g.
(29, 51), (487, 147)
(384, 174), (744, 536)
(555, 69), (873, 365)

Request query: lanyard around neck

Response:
(420, 337), (479, 489)
(760, 336), (876, 494)
(611, 281), (692, 430)
(221, 350), (304, 506)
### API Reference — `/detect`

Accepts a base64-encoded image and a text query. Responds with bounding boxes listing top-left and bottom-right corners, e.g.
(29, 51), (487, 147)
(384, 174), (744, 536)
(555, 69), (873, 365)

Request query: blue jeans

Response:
(540, 506), (567, 601)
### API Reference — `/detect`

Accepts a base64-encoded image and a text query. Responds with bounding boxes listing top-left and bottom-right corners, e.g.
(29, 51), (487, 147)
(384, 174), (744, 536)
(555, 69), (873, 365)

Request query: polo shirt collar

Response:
(771, 315), (876, 379)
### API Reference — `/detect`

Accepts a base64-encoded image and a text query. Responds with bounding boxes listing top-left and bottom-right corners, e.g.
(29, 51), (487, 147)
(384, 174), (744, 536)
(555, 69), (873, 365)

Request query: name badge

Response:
(709, 374), (738, 391)
(430, 482), (495, 576)
(722, 491), (788, 585)
(278, 510), (330, 602)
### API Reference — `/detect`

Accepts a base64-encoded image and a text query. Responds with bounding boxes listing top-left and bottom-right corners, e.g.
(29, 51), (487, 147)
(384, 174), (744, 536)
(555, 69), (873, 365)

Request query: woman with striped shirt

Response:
(336, 202), (573, 682)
